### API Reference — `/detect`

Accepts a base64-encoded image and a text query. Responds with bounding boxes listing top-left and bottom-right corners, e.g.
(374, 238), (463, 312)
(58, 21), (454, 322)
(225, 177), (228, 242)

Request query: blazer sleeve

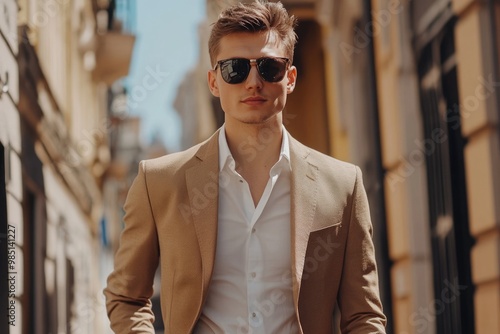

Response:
(104, 160), (159, 333)
(337, 166), (387, 333)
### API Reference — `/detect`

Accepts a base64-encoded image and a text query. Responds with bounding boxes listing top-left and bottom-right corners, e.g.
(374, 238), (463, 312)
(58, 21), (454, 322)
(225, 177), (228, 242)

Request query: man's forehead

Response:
(217, 31), (285, 55)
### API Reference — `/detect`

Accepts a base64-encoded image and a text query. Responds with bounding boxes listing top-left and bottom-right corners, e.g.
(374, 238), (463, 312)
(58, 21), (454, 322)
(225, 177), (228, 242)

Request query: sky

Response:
(125, 0), (206, 152)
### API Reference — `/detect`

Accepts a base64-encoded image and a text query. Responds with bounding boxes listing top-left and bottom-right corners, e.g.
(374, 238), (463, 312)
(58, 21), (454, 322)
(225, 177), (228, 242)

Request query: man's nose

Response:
(244, 62), (263, 89)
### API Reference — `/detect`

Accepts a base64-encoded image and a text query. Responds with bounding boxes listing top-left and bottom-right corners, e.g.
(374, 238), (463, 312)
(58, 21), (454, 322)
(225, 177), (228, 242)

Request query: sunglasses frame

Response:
(213, 57), (290, 84)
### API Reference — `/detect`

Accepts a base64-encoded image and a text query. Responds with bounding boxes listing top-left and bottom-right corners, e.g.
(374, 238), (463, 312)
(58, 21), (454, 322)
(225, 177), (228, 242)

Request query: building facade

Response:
(371, 0), (499, 333)
(1, 0), (134, 333)
(180, 0), (500, 333)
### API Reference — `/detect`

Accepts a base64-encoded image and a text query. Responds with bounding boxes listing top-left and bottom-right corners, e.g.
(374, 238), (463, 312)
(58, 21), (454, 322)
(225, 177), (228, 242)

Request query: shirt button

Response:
(251, 272), (256, 278)
(239, 179), (244, 183)
(252, 228), (256, 233)
(252, 312), (257, 318)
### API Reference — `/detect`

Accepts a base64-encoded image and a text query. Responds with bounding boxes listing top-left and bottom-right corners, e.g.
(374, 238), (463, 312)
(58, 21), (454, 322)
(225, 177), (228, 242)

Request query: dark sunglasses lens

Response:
(220, 59), (250, 84)
(258, 58), (287, 82)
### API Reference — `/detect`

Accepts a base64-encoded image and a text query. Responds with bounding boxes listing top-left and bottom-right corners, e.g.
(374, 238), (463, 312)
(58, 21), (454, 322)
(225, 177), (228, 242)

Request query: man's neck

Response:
(224, 118), (283, 172)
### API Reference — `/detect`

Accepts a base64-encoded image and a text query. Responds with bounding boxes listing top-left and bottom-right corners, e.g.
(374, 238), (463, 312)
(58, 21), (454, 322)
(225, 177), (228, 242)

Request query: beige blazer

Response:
(104, 129), (386, 333)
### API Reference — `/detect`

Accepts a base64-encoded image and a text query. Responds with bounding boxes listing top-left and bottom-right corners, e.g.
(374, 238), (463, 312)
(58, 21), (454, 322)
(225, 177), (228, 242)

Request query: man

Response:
(104, 1), (386, 333)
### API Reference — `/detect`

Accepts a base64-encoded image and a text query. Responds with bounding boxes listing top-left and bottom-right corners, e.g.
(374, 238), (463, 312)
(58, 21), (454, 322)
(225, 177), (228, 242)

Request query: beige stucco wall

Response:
(453, 0), (500, 333)
(6, 0), (112, 332)
(370, 0), (436, 333)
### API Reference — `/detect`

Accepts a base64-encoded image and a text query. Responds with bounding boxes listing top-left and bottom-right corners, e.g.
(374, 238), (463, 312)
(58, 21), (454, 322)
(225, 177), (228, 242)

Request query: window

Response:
(416, 13), (475, 334)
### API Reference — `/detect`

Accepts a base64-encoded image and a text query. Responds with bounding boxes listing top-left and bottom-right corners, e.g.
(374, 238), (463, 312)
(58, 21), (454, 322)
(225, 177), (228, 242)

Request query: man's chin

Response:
(239, 112), (282, 125)
(241, 117), (278, 125)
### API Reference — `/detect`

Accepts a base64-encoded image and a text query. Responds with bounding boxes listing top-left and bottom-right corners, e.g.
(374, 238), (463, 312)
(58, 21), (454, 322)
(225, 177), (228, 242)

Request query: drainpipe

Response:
(362, 0), (394, 332)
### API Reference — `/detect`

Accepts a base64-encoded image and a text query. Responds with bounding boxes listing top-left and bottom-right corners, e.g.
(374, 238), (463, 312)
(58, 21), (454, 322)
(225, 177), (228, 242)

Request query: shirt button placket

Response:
(247, 221), (261, 332)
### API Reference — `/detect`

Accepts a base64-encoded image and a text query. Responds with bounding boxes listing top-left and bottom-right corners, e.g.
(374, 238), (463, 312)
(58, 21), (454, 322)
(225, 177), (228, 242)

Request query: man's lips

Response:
(241, 96), (267, 104)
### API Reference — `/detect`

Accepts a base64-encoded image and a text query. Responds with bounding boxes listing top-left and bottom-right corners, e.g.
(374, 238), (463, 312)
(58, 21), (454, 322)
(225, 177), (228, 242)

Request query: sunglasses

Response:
(214, 57), (290, 84)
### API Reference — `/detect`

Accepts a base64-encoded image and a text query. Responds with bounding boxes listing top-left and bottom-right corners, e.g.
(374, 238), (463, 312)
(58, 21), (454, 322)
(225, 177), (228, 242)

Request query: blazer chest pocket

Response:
(302, 222), (345, 279)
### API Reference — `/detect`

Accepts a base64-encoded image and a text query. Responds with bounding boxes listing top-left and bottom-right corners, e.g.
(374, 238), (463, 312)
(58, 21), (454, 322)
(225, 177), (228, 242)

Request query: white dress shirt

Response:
(195, 125), (299, 334)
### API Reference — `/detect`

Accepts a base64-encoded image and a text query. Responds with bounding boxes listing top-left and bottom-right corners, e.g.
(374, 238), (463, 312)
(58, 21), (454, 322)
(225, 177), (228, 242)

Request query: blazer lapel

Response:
(289, 135), (319, 312)
(185, 131), (220, 294)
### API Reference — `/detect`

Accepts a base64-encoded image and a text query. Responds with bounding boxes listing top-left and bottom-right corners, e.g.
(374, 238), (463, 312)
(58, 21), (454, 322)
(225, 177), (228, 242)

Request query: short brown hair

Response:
(208, 1), (298, 66)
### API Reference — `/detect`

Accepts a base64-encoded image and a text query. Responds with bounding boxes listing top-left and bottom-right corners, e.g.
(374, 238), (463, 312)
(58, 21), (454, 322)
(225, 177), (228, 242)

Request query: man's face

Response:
(208, 31), (297, 126)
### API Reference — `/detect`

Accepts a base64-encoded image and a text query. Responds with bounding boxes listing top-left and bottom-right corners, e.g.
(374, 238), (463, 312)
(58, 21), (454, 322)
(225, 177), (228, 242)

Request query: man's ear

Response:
(286, 66), (297, 94)
(208, 70), (220, 97)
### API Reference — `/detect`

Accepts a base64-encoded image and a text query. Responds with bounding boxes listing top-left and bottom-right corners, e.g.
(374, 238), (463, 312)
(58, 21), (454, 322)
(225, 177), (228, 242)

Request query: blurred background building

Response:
(1, 0), (499, 333)
(0, 0), (137, 333)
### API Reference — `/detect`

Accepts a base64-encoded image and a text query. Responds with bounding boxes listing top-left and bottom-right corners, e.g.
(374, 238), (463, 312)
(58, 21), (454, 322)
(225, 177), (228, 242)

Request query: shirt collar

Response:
(218, 124), (290, 172)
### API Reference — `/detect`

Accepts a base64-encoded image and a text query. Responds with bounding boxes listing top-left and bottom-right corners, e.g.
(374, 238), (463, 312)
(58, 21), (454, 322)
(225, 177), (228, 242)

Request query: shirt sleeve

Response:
(103, 160), (160, 333)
